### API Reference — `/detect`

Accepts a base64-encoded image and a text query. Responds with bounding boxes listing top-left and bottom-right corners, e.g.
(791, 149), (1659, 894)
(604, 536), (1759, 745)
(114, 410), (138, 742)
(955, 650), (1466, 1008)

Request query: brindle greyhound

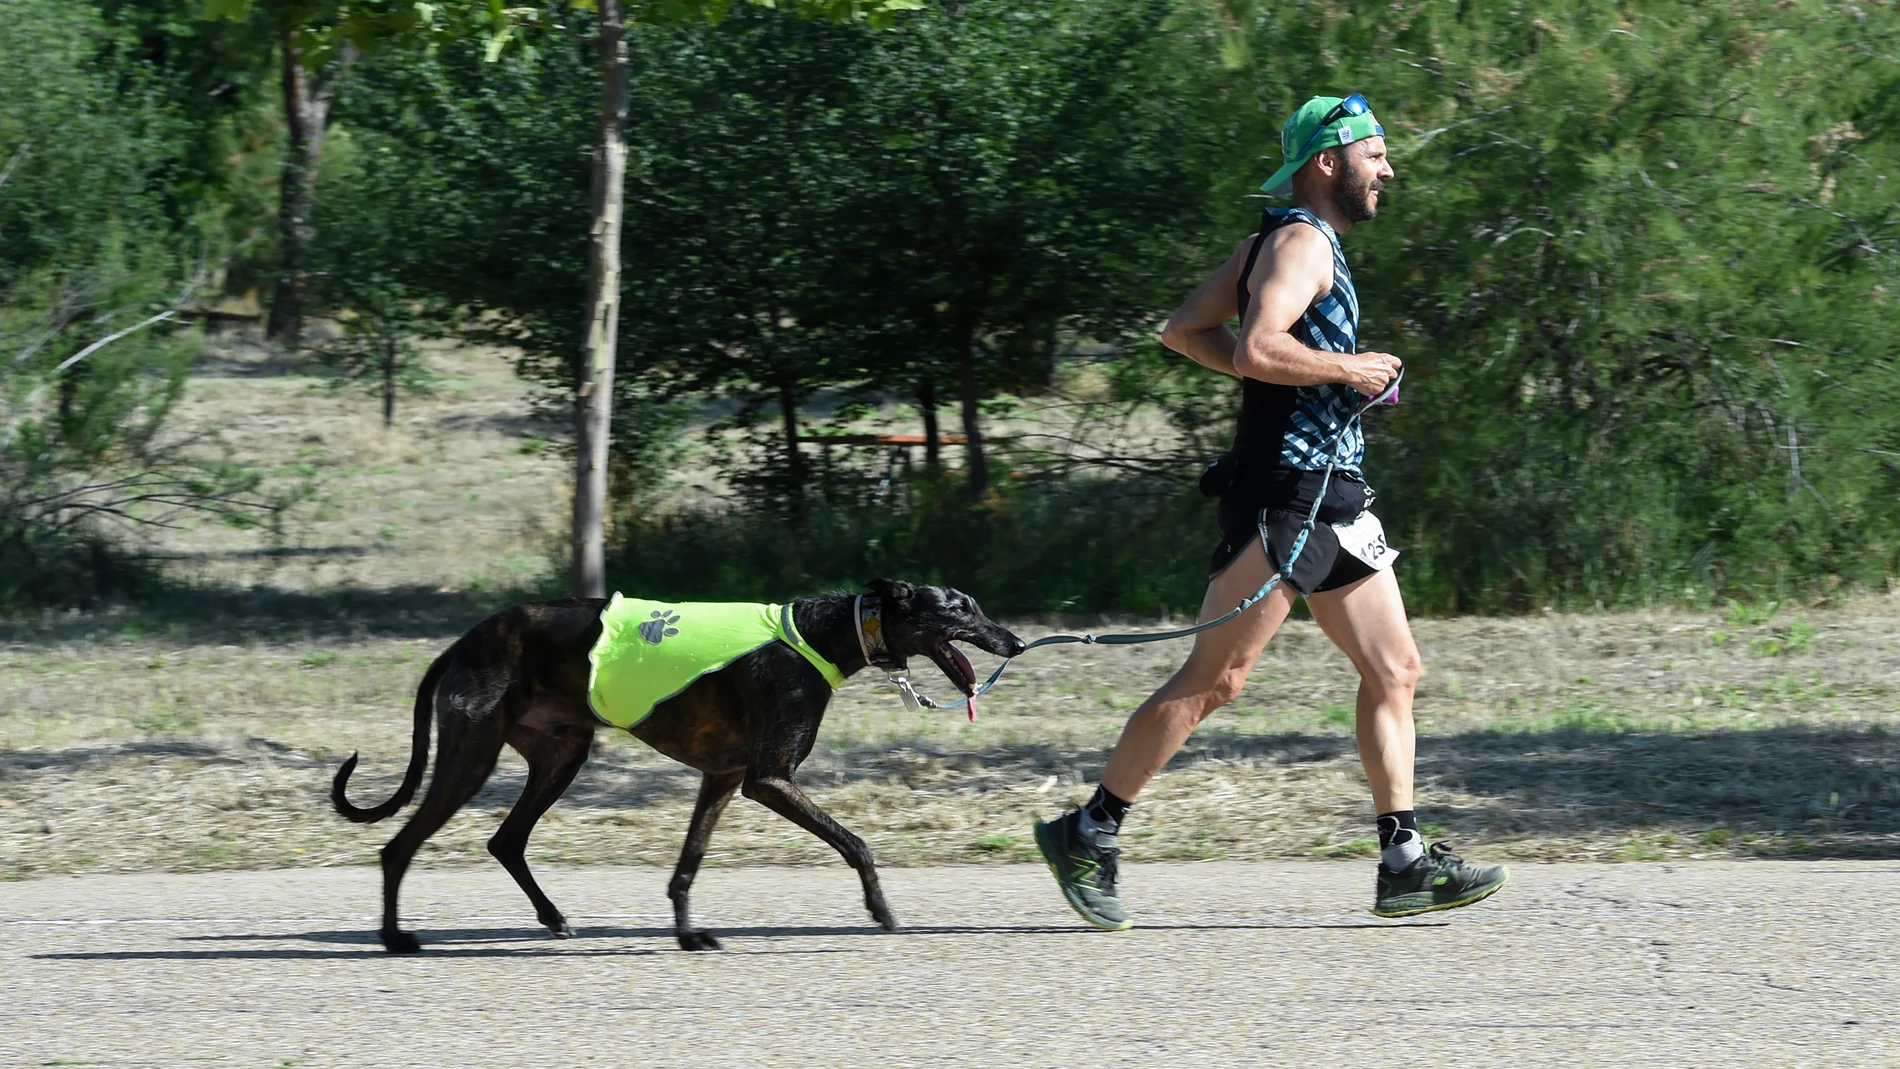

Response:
(331, 579), (1025, 953)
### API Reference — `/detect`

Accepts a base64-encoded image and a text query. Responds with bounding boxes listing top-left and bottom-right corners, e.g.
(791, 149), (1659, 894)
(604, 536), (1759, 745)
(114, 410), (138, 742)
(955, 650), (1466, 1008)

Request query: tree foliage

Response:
(39, 0), (1898, 612)
(1, 0), (267, 606)
(325, 0), (1207, 504)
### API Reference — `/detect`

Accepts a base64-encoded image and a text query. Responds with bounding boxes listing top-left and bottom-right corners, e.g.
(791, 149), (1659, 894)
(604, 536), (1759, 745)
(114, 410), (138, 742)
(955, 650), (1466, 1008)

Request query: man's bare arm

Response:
(1156, 241), (1253, 378)
(1160, 225), (1400, 397)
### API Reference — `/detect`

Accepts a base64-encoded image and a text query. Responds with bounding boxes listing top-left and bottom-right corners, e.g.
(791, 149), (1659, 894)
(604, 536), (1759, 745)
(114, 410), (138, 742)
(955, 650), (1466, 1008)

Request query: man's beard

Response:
(1332, 168), (1382, 222)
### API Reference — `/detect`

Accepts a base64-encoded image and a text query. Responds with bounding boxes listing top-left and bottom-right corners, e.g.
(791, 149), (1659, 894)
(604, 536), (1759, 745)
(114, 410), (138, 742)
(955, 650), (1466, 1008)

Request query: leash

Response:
(890, 369), (1402, 718)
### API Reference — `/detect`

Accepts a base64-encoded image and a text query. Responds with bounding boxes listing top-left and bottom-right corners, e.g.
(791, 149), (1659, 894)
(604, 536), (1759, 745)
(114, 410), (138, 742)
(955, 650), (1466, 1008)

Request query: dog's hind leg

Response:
(743, 773), (898, 932)
(489, 710), (594, 939)
(669, 769), (745, 951)
(376, 703), (505, 954)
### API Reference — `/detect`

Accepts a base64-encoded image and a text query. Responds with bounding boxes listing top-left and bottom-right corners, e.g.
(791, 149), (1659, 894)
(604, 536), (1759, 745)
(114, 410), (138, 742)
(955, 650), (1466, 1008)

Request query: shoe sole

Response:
(1370, 868), (1510, 918)
(1033, 821), (1134, 932)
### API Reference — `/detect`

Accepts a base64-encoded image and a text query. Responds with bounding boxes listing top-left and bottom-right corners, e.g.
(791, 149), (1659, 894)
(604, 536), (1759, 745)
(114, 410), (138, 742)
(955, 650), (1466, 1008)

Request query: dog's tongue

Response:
(948, 644), (978, 722)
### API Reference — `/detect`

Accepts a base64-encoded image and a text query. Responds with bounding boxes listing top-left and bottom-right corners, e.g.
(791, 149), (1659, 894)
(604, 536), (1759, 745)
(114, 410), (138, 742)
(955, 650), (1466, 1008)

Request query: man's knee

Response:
(1369, 649), (1423, 694)
(1186, 665), (1250, 713)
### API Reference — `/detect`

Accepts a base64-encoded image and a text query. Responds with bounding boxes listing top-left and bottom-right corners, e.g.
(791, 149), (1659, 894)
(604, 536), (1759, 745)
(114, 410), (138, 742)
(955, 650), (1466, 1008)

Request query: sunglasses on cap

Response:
(1292, 93), (1382, 163)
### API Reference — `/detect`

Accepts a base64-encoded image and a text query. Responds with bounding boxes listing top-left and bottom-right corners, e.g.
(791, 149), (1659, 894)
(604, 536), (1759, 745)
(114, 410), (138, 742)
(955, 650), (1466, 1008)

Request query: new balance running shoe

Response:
(1372, 841), (1509, 918)
(1033, 809), (1133, 931)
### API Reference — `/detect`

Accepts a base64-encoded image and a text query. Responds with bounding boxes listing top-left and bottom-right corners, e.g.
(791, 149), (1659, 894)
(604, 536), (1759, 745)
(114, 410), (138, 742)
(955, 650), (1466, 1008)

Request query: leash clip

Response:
(889, 671), (932, 712)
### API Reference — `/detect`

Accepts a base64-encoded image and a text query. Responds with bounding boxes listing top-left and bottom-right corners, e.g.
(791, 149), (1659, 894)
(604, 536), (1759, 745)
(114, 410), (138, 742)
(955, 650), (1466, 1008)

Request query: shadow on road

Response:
(32, 946), (678, 961)
(33, 916), (1445, 961)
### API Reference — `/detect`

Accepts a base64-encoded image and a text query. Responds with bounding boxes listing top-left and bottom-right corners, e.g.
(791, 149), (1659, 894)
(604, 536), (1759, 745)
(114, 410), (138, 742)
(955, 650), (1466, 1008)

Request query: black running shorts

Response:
(1208, 506), (1376, 596)
(1206, 465), (1379, 596)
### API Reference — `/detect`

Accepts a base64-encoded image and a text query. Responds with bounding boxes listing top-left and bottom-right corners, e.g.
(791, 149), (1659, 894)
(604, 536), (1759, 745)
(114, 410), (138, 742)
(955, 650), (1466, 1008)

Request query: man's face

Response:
(1329, 136), (1394, 222)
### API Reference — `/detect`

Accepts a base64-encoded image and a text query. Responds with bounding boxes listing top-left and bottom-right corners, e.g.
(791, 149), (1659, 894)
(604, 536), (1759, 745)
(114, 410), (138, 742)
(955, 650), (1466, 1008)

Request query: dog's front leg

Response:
(743, 773), (898, 932)
(670, 769), (745, 950)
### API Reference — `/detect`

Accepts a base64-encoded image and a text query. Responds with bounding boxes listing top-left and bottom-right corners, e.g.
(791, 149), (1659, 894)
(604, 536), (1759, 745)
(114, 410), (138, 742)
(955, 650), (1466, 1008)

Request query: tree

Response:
(304, 120), (456, 427)
(266, 26), (352, 345)
(321, 0), (1212, 518)
(307, 232), (440, 428)
(211, 0), (920, 596)
(825, 0), (1205, 499)
(95, 0), (280, 239)
(602, 0), (1208, 505)
(551, 0), (920, 595)
(189, 0), (376, 347)
(608, 13), (887, 509)
(2, 0), (268, 605)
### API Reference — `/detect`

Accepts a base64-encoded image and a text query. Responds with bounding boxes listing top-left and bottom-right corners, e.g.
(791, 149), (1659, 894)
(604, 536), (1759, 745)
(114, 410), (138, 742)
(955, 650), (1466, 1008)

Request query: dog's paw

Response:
(546, 920), (575, 940)
(380, 929), (422, 954)
(871, 908), (900, 934)
(677, 929), (723, 952)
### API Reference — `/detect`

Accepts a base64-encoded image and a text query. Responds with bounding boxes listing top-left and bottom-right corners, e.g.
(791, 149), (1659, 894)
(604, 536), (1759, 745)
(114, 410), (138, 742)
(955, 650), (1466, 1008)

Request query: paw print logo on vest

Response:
(639, 609), (682, 645)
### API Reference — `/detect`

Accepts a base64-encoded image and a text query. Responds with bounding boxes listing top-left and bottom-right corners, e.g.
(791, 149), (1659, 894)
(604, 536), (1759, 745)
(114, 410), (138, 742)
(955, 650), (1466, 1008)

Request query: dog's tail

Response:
(331, 647), (451, 824)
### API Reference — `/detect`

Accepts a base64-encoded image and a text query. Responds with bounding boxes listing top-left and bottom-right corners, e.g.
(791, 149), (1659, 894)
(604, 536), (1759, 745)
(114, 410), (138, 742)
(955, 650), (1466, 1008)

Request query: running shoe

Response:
(1033, 809), (1133, 931)
(1372, 842), (1509, 917)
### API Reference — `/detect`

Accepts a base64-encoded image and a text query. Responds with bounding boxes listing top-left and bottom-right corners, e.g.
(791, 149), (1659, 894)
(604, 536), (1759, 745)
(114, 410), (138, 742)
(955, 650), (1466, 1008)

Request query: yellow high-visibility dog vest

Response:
(585, 594), (845, 730)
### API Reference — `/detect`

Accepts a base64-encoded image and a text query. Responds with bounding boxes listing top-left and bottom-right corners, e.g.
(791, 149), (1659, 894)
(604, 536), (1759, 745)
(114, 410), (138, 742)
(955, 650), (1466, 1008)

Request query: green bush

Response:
(0, 0), (264, 608)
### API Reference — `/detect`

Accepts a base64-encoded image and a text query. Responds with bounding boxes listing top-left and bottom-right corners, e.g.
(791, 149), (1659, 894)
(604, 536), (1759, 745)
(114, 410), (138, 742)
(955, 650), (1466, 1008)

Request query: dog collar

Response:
(853, 595), (902, 670)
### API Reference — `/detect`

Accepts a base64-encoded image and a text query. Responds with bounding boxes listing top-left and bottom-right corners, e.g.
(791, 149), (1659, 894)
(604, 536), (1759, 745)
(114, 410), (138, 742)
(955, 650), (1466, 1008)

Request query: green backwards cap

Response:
(1261, 95), (1385, 197)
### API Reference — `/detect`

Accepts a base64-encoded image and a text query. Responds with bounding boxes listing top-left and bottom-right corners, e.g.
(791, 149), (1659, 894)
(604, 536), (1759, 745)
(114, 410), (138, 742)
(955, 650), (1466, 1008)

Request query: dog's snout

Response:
(1005, 632), (1028, 657)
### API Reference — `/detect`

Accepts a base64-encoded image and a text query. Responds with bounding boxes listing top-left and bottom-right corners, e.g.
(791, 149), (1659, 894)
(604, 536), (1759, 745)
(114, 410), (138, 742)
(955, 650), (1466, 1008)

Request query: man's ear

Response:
(867, 578), (915, 604)
(1313, 146), (1342, 178)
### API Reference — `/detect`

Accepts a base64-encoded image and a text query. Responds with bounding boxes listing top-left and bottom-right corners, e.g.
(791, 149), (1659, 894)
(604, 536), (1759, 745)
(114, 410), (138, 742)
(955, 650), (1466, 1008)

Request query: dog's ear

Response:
(867, 578), (915, 605)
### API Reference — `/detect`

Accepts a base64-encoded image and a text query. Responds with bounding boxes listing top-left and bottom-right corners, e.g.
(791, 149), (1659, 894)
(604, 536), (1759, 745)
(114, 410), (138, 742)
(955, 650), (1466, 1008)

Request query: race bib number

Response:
(1333, 510), (1398, 571)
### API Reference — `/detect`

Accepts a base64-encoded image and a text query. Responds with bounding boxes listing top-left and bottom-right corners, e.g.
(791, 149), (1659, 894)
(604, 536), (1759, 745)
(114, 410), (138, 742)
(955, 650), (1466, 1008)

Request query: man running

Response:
(1034, 94), (1508, 929)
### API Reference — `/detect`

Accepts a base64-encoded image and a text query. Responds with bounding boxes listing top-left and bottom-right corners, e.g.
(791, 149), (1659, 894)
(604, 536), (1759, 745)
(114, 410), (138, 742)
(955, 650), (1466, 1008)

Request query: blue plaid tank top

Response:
(1232, 206), (1365, 473)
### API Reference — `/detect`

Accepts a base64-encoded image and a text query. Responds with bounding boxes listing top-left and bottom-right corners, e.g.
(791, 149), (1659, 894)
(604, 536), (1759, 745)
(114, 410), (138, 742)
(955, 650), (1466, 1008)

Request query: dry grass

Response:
(3, 329), (1899, 880)
(149, 328), (569, 595)
(4, 598), (1899, 879)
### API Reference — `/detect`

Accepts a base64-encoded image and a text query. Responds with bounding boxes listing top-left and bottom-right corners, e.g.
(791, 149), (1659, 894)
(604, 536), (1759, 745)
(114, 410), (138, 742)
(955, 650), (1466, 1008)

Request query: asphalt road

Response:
(2, 860), (1894, 1067)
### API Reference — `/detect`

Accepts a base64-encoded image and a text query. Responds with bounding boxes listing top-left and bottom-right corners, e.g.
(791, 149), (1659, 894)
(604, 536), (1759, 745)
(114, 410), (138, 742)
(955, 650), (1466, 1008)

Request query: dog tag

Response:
(1332, 510), (1398, 571)
(891, 674), (925, 714)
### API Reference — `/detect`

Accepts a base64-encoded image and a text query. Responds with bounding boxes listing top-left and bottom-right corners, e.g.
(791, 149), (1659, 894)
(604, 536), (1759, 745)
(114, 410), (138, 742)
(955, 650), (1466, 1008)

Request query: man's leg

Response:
(1304, 568), (1420, 823)
(1099, 571), (1297, 800)
(1035, 536), (1297, 930)
(1306, 569), (1508, 916)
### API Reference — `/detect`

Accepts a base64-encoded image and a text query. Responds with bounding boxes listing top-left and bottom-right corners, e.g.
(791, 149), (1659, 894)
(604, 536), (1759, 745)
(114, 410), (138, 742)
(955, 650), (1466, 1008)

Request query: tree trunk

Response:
(57, 362), (85, 438)
(267, 30), (337, 347)
(955, 309), (988, 501)
(918, 375), (940, 470)
(381, 332), (396, 428)
(777, 379), (806, 500)
(571, 2), (631, 599)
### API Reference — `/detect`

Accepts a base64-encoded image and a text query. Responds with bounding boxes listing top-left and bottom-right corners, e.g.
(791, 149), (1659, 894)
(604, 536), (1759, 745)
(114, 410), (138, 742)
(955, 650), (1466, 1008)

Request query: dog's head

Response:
(866, 578), (1026, 700)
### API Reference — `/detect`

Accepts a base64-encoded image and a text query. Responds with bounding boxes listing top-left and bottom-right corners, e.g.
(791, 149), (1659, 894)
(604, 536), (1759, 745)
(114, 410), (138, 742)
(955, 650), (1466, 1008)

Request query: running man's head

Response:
(1261, 94), (1395, 226)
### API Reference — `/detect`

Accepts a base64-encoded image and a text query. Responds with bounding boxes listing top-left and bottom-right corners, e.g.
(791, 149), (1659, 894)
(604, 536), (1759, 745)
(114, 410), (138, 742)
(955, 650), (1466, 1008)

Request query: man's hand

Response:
(1341, 351), (1402, 397)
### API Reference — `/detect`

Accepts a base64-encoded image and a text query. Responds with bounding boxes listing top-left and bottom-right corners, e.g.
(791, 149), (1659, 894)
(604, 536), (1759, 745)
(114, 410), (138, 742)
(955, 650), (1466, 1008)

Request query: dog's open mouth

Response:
(926, 639), (980, 722)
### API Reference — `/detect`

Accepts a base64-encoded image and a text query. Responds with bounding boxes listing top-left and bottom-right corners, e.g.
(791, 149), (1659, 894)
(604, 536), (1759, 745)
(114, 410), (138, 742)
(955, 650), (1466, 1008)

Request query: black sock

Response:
(1079, 784), (1132, 840)
(1376, 810), (1423, 870)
